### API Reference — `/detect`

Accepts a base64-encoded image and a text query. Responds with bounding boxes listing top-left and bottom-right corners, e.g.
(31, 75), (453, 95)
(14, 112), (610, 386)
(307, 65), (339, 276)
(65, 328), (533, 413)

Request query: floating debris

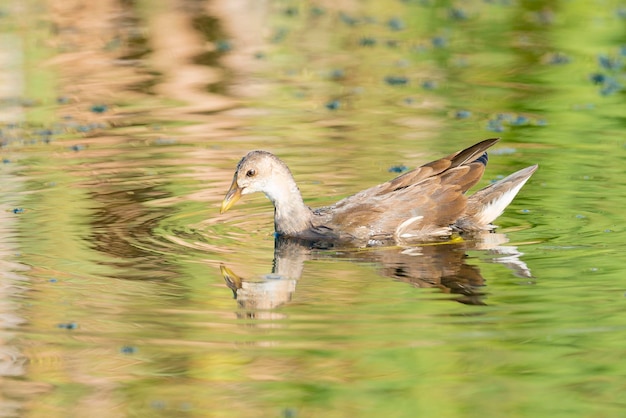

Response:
(329, 69), (345, 80)
(310, 6), (325, 16)
(325, 100), (341, 110)
(57, 322), (78, 330)
(385, 75), (409, 86)
(283, 7), (298, 17)
(598, 54), (623, 71)
(12, 208), (24, 214)
(589, 49), (624, 96)
(271, 27), (289, 43)
(150, 400), (167, 410)
(454, 110), (472, 119)
(339, 12), (359, 26)
(486, 113), (546, 131)
(120, 345), (137, 354)
(387, 17), (405, 31)
(589, 73), (606, 84)
(90, 104), (108, 113)
(215, 40), (232, 52)
(431, 36), (447, 48)
(543, 52), (571, 65)
(449, 7), (469, 20)
(388, 165), (408, 173)
(509, 115), (529, 126)
(486, 119), (505, 132)
(359, 37), (377, 47)
(599, 77), (623, 96)
(421, 80), (437, 90)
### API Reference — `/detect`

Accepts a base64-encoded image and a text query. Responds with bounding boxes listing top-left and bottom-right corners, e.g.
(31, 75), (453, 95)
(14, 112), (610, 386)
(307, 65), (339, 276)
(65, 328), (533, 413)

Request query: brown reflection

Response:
(221, 232), (533, 314)
(89, 185), (177, 281)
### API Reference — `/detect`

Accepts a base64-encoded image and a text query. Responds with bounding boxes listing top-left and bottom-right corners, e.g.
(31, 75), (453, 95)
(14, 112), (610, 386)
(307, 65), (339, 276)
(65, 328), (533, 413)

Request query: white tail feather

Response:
(463, 164), (537, 228)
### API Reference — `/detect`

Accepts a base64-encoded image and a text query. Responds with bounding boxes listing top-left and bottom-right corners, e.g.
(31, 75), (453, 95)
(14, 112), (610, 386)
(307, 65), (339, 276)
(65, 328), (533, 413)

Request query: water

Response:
(1, 0), (625, 416)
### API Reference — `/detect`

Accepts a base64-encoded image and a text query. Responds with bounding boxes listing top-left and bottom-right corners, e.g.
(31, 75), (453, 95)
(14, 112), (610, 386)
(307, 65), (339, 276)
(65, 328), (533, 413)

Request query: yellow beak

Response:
(220, 177), (242, 214)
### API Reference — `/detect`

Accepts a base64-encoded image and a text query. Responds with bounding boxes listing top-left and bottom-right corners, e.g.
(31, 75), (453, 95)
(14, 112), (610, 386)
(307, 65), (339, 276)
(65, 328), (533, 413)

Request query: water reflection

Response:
(221, 231), (532, 313)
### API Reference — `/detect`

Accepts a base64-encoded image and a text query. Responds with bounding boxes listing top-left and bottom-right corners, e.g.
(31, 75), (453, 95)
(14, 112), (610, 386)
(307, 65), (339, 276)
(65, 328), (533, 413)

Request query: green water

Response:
(1, 0), (625, 417)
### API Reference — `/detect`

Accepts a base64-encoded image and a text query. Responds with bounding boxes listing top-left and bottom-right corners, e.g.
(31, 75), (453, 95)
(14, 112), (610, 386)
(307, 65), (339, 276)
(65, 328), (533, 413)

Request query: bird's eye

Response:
(246, 169), (256, 177)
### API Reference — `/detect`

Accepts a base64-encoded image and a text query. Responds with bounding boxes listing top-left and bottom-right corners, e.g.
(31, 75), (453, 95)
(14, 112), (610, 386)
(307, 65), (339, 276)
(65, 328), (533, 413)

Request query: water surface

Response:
(1, 0), (625, 417)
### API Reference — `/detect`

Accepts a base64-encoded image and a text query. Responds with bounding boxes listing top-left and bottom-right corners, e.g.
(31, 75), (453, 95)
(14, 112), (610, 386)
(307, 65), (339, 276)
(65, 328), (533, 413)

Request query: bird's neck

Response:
(264, 175), (313, 236)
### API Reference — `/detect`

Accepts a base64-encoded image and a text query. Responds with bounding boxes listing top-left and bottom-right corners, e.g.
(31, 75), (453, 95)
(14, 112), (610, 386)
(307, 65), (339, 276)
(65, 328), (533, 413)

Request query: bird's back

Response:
(314, 139), (499, 243)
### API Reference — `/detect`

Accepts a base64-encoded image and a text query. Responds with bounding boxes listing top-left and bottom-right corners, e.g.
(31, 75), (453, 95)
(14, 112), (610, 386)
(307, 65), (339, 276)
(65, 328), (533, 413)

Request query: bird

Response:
(220, 138), (537, 246)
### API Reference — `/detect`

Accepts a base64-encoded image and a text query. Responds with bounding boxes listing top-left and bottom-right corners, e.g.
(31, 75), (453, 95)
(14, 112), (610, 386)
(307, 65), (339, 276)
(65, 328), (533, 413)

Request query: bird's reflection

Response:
(221, 232), (532, 313)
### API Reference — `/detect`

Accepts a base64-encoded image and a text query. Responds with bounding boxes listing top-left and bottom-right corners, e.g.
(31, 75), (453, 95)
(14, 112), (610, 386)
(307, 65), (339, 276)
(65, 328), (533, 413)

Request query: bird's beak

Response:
(220, 177), (242, 214)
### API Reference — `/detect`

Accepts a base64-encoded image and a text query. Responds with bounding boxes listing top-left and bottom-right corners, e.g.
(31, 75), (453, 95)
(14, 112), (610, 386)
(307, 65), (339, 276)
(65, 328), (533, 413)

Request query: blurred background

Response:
(0, 0), (625, 417)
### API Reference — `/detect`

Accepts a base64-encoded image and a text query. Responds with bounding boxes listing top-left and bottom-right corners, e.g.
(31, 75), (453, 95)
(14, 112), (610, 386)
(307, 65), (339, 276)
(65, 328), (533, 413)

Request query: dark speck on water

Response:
(598, 54), (623, 71)
(90, 104), (108, 113)
(487, 119), (505, 132)
(282, 408), (298, 418)
(150, 401), (167, 410)
(310, 6), (325, 16)
(58, 322), (78, 330)
(509, 115), (529, 126)
(599, 77), (623, 96)
(387, 17), (405, 31)
(431, 36), (447, 48)
(449, 8), (469, 20)
(120, 345), (137, 354)
(421, 80), (437, 89)
(544, 52), (571, 65)
(329, 69), (345, 80)
(339, 12), (358, 26)
(386, 40), (399, 48)
(271, 27), (289, 43)
(385, 75), (409, 86)
(590, 73), (606, 84)
(325, 100), (340, 110)
(215, 40), (232, 52)
(388, 165), (408, 173)
(283, 7), (298, 17)
(359, 37), (377, 47)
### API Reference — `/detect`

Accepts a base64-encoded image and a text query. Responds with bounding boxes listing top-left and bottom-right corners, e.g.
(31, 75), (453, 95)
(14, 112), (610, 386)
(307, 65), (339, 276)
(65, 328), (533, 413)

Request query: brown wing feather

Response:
(323, 140), (498, 240)
(373, 137), (498, 195)
(445, 138), (499, 168)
